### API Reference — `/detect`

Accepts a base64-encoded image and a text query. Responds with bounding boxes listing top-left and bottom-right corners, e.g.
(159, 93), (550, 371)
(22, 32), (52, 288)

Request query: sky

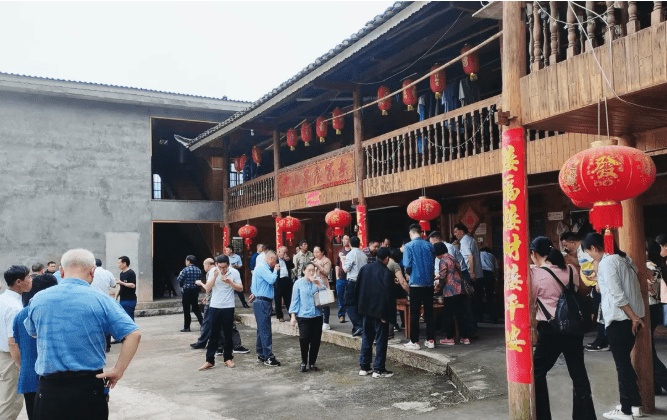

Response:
(0, 1), (396, 102)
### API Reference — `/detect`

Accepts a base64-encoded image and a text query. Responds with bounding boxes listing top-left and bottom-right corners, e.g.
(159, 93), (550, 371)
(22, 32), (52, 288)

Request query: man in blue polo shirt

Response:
(25, 248), (141, 420)
(250, 250), (281, 367)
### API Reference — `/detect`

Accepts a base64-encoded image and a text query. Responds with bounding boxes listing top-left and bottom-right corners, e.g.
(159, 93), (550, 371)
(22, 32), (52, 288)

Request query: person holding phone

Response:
(289, 262), (326, 372)
(582, 233), (645, 420)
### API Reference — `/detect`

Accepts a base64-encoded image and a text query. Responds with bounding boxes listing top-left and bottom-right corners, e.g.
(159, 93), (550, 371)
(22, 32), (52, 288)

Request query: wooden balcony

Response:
(521, 2), (667, 136)
(227, 173), (275, 222)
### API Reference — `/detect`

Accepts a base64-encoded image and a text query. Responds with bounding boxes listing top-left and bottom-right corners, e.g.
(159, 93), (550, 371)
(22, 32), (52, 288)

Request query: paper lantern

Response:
(301, 123), (312, 147)
(461, 45), (480, 81)
(278, 216), (301, 246)
(407, 196), (442, 235)
(325, 208), (352, 238)
(559, 141), (656, 252)
(236, 155), (247, 173)
(316, 117), (327, 143)
(233, 157), (241, 173)
(332, 108), (344, 135)
(287, 128), (298, 151)
(377, 85), (391, 116)
(402, 79), (417, 111)
(238, 224), (258, 250)
(251, 146), (262, 166)
(430, 64), (446, 99)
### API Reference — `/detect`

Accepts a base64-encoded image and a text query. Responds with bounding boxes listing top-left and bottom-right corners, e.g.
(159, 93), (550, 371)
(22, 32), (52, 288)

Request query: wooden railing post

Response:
(606, 1), (618, 42)
(550, 1), (559, 65)
(653, 1), (665, 25)
(567, 4), (578, 58)
(627, 1), (640, 34)
(586, 1), (598, 51)
(533, 1), (544, 71)
(527, 3), (535, 70)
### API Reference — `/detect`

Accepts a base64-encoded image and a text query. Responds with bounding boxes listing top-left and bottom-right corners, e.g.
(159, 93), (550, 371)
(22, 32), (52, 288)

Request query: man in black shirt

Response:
(117, 256), (137, 320)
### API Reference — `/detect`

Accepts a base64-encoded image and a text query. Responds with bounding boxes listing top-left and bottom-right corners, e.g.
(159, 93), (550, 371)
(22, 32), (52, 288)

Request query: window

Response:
(229, 163), (244, 188)
(152, 174), (162, 199)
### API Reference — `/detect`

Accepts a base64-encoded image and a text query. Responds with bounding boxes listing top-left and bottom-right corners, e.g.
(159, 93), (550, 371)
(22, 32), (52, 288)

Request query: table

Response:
(395, 298), (444, 341)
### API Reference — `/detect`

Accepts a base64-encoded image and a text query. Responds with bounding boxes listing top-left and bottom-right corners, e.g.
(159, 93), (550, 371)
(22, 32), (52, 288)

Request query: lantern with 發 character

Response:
(325, 208), (352, 239)
(407, 196), (441, 235)
(278, 216), (301, 246)
(238, 224), (258, 250)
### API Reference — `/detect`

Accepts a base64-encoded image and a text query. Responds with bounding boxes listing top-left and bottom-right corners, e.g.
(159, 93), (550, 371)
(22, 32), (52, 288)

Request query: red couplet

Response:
(501, 127), (532, 385)
(275, 217), (282, 249)
(356, 205), (367, 249)
(223, 227), (230, 248)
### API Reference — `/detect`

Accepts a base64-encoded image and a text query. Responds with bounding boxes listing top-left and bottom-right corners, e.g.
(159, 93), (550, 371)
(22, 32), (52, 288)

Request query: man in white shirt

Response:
(1, 265), (33, 419)
(92, 259), (116, 296)
(195, 255), (243, 370)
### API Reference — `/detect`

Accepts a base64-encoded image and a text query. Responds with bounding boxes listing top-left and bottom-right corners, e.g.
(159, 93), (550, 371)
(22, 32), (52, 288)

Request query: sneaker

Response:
(439, 338), (455, 345)
(190, 343), (206, 349)
(322, 323), (331, 331)
(352, 329), (363, 337)
(180, 328), (191, 332)
(585, 343), (610, 352)
(372, 370), (394, 378)
(264, 358), (281, 367)
(257, 356), (266, 363)
(216, 349), (223, 356)
(359, 368), (373, 376)
(615, 405), (643, 417)
(602, 409), (634, 420)
(233, 346), (250, 354)
(460, 338), (471, 345)
(403, 341), (420, 350)
(424, 340), (435, 349)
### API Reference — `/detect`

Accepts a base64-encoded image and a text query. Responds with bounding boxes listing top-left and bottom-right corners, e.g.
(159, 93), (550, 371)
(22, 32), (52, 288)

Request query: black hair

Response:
(95, 259), (102, 267)
(409, 224), (422, 234)
(402, 239), (410, 246)
(646, 238), (663, 268)
(350, 236), (360, 248)
(428, 231), (443, 241)
(390, 249), (403, 263)
(298, 239), (308, 247)
(657, 233), (667, 247)
(21, 274), (58, 307)
(301, 261), (315, 276)
(225, 245), (234, 252)
(31, 263), (44, 272)
(559, 231), (580, 242)
(215, 255), (230, 265)
(47, 261), (56, 266)
(4, 265), (30, 287)
(453, 223), (469, 234)
(530, 236), (566, 270)
(119, 256), (130, 266)
(582, 232), (627, 258)
(433, 242), (448, 257)
(368, 237), (380, 245)
(480, 247), (493, 253)
(186, 255), (197, 264)
(376, 247), (391, 261)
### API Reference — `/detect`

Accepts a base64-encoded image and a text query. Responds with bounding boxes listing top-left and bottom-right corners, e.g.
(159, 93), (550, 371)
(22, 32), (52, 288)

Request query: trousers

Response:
(359, 316), (389, 372)
(296, 316), (323, 365)
(0, 352), (22, 420)
(182, 288), (203, 329)
(206, 307), (235, 364)
(606, 320), (641, 415)
(34, 372), (107, 420)
(443, 294), (468, 339)
(274, 277), (293, 320)
(254, 299), (275, 360)
(650, 304), (667, 392)
(343, 280), (362, 331)
(409, 286), (435, 343)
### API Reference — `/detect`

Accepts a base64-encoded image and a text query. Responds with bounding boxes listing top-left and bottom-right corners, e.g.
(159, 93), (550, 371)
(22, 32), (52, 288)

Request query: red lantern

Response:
(236, 155), (247, 173)
(238, 224), (258, 250)
(325, 208), (352, 238)
(559, 141), (656, 252)
(571, 199), (594, 210)
(252, 146), (262, 166)
(430, 64), (446, 99)
(332, 108), (344, 135)
(301, 123), (312, 147)
(287, 128), (298, 151)
(233, 157), (241, 173)
(316, 117), (327, 143)
(278, 216), (301, 246)
(407, 196), (442, 235)
(402, 79), (417, 111)
(377, 85), (391, 116)
(461, 45), (480, 81)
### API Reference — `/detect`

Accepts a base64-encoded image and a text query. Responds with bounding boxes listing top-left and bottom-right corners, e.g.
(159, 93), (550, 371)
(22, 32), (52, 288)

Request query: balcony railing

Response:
(228, 173), (274, 212)
(363, 95), (502, 179)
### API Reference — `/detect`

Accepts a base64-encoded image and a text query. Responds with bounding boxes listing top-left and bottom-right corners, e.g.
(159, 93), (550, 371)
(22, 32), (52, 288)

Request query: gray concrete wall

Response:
(0, 90), (231, 301)
(150, 200), (223, 222)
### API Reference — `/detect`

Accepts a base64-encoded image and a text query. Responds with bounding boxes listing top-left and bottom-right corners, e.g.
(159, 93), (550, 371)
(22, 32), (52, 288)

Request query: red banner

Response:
(223, 227), (230, 248)
(501, 127), (532, 385)
(357, 204), (367, 249)
(278, 152), (355, 198)
(275, 217), (282, 250)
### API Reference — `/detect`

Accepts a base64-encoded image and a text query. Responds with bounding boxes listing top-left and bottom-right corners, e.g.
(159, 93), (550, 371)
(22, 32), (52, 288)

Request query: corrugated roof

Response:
(0, 71), (250, 103)
(189, 1), (410, 146)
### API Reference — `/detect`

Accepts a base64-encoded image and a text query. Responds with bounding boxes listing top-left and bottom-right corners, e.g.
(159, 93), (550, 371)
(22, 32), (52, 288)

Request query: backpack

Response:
(535, 266), (586, 336)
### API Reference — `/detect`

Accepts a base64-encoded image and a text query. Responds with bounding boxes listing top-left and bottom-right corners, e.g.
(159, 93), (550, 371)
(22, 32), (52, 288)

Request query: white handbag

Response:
(313, 289), (335, 307)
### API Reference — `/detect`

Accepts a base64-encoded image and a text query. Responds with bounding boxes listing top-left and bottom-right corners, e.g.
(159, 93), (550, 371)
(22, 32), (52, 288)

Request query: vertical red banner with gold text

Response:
(223, 227), (230, 248)
(356, 205), (367, 249)
(275, 217), (283, 250)
(501, 127), (532, 384)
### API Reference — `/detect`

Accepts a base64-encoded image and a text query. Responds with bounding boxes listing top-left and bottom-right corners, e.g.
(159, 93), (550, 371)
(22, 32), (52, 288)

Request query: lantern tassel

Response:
(435, 93), (442, 99)
(382, 110), (388, 116)
(604, 229), (615, 255)
(304, 143), (309, 147)
(336, 129), (341, 135)
(470, 73), (478, 81)
(589, 202), (623, 231)
(290, 146), (295, 151)
(407, 105), (414, 111)
(320, 137), (325, 143)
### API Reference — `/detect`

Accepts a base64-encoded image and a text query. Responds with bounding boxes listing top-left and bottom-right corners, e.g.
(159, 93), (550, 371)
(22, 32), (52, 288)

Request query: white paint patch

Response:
(392, 401), (436, 413)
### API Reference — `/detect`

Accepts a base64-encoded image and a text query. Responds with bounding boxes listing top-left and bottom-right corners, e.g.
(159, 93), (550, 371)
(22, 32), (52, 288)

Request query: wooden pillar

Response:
(617, 135), (655, 413)
(627, 1), (640, 34)
(353, 89), (368, 247)
(273, 130), (283, 250)
(221, 135), (231, 243)
(502, 3), (534, 420)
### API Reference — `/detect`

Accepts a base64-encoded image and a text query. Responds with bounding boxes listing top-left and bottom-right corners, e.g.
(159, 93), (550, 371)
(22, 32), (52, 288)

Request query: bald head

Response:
(203, 258), (215, 272)
(61, 248), (96, 284)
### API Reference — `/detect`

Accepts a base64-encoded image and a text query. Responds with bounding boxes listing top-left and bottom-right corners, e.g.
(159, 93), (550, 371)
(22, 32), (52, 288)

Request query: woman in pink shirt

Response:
(530, 236), (596, 420)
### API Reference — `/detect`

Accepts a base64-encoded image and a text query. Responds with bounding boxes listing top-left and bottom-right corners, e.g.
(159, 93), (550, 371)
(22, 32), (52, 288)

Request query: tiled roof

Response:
(0, 71), (249, 103)
(189, 1), (410, 146)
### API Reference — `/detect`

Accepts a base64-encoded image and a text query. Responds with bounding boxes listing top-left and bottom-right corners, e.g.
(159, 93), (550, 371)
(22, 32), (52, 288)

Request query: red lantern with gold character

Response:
(325, 208), (352, 238)
(377, 85), (391, 116)
(430, 64), (446, 99)
(407, 196), (442, 235)
(332, 108), (344, 135)
(237, 155), (247, 173)
(402, 79), (417, 111)
(238, 224), (258, 250)
(287, 128), (298, 151)
(301, 123), (312, 147)
(233, 157), (241, 173)
(559, 141), (656, 252)
(278, 216), (301, 246)
(251, 146), (262, 166)
(461, 45), (480, 81)
(316, 117), (327, 143)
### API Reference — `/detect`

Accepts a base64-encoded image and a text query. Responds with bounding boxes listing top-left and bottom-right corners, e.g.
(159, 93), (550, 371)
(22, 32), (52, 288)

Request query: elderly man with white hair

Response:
(24, 248), (141, 420)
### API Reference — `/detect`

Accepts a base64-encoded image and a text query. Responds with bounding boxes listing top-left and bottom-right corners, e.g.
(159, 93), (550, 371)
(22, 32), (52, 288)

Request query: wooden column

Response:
(502, 3), (534, 420)
(617, 135), (655, 413)
(221, 136), (231, 237)
(353, 89), (367, 247)
(273, 130), (283, 249)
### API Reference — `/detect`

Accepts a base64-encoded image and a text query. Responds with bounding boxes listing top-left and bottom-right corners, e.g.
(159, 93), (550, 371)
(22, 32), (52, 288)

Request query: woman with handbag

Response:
(530, 236), (596, 420)
(289, 262), (327, 372)
(312, 246), (333, 330)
